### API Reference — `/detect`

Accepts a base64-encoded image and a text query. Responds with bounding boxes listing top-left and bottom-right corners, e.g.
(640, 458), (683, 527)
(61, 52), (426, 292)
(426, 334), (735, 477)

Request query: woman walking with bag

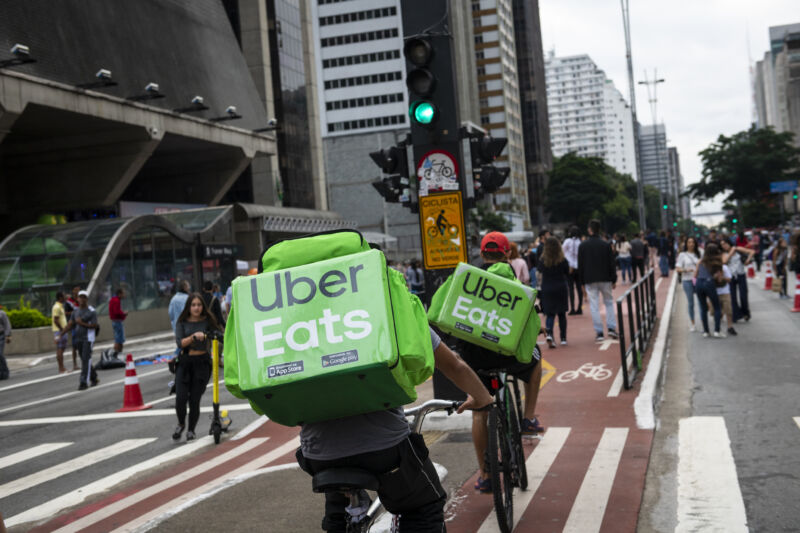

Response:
(676, 237), (702, 332)
(693, 243), (724, 338)
(173, 293), (222, 441)
(538, 236), (570, 348)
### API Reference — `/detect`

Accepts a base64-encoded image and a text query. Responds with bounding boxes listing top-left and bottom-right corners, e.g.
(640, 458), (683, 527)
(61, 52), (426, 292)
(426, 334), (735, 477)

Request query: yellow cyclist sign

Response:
(419, 191), (467, 269)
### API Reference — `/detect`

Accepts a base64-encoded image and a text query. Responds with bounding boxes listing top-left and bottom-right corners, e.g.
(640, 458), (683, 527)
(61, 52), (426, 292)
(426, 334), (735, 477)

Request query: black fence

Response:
(616, 268), (658, 389)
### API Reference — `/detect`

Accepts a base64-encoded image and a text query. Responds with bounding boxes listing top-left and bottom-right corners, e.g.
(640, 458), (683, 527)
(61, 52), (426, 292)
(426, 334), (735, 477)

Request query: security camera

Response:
(11, 44), (29, 56)
(145, 82), (160, 93)
(268, 118), (277, 127)
(226, 105), (237, 115)
(96, 69), (112, 80)
(191, 95), (204, 105)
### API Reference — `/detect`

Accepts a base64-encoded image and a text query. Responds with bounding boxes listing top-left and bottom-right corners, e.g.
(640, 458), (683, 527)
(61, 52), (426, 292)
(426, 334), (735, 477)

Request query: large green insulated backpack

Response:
(224, 230), (434, 426)
(427, 262), (540, 363)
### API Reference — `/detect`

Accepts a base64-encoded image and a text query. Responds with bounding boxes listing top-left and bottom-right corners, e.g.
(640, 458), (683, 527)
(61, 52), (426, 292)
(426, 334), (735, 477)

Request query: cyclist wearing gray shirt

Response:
(296, 327), (492, 532)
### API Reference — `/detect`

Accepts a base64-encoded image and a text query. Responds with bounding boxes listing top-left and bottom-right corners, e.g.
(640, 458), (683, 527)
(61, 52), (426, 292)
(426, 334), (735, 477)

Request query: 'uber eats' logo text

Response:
(450, 272), (523, 336)
(250, 265), (372, 359)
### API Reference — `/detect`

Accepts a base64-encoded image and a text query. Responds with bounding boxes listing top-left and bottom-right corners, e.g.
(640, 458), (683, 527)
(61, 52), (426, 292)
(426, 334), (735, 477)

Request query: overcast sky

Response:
(538, 0), (798, 221)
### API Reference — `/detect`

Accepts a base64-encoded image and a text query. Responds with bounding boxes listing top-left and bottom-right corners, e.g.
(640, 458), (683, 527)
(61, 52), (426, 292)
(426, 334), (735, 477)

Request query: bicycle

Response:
(478, 367), (530, 533)
(310, 399), (461, 533)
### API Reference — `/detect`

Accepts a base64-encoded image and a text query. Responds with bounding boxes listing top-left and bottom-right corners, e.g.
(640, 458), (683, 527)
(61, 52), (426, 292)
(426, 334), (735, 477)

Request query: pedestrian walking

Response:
(538, 236), (570, 347)
(508, 242), (530, 285)
(109, 288), (128, 356)
(657, 231), (670, 277)
(65, 285), (80, 371)
(676, 237), (702, 332)
(578, 219), (618, 342)
(524, 242), (538, 289)
(405, 259), (425, 298)
(716, 263), (736, 336)
(719, 238), (755, 322)
(0, 305), (11, 380)
(616, 234), (633, 283)
(202, 280), (225, 326)
(563, 225), (583, 315)
(774, 238), (790, 299)
(61, 290), (99, 389)
(630, 233), (647, 281)
(172, 293), (223, 441)
(693, 243), (724, 338)
(52, 292), (69, 373)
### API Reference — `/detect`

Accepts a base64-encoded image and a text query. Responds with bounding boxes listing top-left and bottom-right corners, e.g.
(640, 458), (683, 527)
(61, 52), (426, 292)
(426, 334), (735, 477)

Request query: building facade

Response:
(754, 22), (800, 146)
(545, 53), (636, 180)
(639, 124), (671, 199)
(667, 146), (689, 220)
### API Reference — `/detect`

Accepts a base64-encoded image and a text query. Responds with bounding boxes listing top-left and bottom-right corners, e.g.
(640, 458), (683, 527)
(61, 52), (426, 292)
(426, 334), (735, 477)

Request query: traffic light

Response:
(370, 143), (413, 208)
(793, 193), (798, 200)
(405, 38), (437, 128)
(663, 204), (668, 210)
(732, 218), (738, 224)
(469, 133), (509, 200)
(673, 222), (678, 227)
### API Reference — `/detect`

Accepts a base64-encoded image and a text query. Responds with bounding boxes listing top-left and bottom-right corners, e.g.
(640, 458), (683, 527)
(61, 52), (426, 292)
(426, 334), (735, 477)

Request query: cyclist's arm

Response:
(433, 342), (493, 413)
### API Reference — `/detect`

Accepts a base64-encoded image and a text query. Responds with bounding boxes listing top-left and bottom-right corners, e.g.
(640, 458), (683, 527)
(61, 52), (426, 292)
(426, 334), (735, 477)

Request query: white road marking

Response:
(133, 463), (300, 532)
(231, 415), (269, 440)
(607, 350), (634, 398)
(117, 437), (300, 533)
(0, 403), (255, 426)
(49, 437), (270, 533)
(0, 348), (173, 394)
(5, 436), (214, 528)
(476, 427), (571, 533)
(562, 427), (628, 533)
(634, 274), (677, 429)
(676, 417), (748, 533)
(0, 442), (72, 470)
(0, 438), (155, 500)
(0, 367), (169, 416)
(655, 277), (663, 291)
(598, 339), (619, 351)
(794, 417), (800, 430)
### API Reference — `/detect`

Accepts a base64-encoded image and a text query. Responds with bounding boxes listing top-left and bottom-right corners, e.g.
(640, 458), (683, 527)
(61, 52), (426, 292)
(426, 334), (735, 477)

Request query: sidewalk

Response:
(3, 330), (175, 373)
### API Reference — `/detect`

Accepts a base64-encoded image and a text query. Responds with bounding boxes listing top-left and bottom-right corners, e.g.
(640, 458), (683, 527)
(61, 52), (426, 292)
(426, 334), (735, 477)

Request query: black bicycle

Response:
(479, 368), (529, 533)
(311, 399), (461, 533)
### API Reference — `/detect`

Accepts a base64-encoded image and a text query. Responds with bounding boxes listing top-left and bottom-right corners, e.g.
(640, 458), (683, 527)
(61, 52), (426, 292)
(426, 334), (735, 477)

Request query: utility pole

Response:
(638, 69), (667, 229)
(620, 0), (646, 232)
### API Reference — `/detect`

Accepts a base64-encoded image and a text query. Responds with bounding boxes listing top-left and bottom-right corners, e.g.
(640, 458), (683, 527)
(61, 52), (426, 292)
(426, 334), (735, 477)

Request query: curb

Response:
(634, 273), (678, 430)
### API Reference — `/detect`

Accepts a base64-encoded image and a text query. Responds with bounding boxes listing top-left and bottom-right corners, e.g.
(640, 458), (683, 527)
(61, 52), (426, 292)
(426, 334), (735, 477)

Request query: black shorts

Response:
(459, 342), (540, 393)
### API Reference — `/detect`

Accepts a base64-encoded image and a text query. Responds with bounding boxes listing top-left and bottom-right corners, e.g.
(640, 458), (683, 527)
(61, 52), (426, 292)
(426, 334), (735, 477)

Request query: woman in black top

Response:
(173, 293), (222, 441)
(538, 236), (570, 348)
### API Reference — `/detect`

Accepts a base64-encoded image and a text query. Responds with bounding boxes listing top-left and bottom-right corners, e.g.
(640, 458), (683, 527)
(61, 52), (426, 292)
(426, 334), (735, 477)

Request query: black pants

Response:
(76, 339), (97, 385)
(545, 313), (567, 341)
(632, 257), (645, 280)
(567, 269), (582, 313)
(0, 333), (9, 379)
(175, 354), (211, 431)
(730, 274), (749, 320)
(297, 434), (446, 533)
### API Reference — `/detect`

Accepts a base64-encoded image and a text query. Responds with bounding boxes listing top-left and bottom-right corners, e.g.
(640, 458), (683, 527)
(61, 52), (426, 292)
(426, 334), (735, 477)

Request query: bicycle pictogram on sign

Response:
(417, 149), (458, 196)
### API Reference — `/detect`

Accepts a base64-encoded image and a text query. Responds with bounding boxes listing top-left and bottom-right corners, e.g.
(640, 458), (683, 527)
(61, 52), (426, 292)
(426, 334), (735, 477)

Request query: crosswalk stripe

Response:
(794, 417), (800, 430)
(110, 437), (301, 532)
(0, 442), (72, 470)
(5, 436), (214, 529)
(0, 438), (155, 500)
(562, 427), (628, 533)
(676, 417), (747, 533)
(476, 427), (571, 533)
(50, 437), (269, 533)
(0, 403), (253, 426)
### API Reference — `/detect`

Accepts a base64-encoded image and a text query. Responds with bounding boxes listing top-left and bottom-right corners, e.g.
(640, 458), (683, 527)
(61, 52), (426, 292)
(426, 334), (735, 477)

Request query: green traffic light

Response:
(794, 194), (798, 200)
(673, 222), (678, 227)
(411, 101), (436, 124)
(663, 204), (668, 210)
(732, 218), (738, 223)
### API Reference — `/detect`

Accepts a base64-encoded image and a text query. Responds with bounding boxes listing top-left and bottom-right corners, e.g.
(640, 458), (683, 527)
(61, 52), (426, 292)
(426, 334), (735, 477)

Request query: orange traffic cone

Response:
(792, 274), (800, 313)
(747, 263), (755, 278)
(116, 354), (152, 412)
(763, 261), (773, 291)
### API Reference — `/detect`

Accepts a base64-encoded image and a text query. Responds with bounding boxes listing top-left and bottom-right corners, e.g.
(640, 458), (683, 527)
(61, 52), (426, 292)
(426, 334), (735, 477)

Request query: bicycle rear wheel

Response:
(506, 392), (528, 490)
(488, 407), (514, 533)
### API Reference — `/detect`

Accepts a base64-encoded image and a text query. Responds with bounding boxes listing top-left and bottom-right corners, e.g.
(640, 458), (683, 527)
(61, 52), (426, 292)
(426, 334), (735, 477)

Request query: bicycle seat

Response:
(312, 467), (380, 493)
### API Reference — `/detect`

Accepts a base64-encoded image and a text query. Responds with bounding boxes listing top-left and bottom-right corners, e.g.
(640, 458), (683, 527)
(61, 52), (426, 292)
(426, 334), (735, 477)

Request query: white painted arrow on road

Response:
(598, 339), (619, 351)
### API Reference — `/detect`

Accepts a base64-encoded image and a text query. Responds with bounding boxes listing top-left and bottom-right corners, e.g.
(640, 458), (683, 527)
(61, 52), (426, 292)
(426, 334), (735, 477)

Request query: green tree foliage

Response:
(688, 125), (800, 204)
(545, 153), (648, 235)
(470, 204), (512, 232)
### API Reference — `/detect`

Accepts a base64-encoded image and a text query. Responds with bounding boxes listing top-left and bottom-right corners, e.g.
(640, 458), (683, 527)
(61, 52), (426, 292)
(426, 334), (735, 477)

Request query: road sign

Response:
(770, 180), (798, 193)
(417, 149), (459, 197)
(419, 191), (467, 269)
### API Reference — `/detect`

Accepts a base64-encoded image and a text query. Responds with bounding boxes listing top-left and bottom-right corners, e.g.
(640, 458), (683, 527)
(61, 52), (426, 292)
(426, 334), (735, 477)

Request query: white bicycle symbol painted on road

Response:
(556, 362), (614, 382)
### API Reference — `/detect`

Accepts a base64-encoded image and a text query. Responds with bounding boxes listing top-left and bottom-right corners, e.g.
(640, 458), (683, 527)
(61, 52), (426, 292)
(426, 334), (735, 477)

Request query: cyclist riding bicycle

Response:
(458, 231), (545, 493)
(295, 326), (493, 532)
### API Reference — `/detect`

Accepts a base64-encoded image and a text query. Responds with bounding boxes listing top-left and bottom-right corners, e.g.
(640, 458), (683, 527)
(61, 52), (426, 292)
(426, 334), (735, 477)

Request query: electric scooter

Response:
(207, 329), (232, 444)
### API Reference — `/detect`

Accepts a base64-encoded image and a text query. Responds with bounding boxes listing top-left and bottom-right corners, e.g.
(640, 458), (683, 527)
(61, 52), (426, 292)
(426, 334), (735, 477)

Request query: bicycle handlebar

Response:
(404, 399), (462, 435)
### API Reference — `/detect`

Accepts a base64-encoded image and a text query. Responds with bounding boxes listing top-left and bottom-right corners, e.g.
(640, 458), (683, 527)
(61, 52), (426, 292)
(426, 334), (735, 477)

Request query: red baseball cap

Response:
(481, 231), (510, 253)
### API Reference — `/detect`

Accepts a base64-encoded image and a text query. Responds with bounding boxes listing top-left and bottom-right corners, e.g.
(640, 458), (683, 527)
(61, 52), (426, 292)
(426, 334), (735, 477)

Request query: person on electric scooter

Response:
(296, 327), (493, 532)
(460, 231), (545, 493)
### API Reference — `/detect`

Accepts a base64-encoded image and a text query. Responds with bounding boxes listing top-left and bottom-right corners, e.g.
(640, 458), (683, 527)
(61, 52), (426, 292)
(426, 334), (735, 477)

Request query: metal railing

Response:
(616, 268), (658, 389)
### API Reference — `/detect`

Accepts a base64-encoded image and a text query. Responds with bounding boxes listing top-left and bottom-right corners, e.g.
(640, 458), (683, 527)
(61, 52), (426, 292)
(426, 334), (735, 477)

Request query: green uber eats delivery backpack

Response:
(428, 262), (540, 363)
(223, 230), (434, 426)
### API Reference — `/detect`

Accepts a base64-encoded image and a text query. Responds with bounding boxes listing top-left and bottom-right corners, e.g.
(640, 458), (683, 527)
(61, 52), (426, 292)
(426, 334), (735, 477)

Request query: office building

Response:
(754, 22), (800, 146)
(639, 124), (671, 198)
(545, 53), (637, 180)
(667, 146), (689, 220)
(511, 0), (552, 227)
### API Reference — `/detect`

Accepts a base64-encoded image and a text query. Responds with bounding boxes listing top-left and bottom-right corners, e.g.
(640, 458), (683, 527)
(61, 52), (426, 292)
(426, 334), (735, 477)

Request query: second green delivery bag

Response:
(224, 230), (434, 426)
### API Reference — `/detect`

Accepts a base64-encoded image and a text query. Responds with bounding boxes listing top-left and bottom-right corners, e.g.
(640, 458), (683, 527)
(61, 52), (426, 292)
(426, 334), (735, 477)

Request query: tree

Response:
(545, 153), (616, 229)
(470, 203), (512, 232)
(688, 125), (800, 204)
